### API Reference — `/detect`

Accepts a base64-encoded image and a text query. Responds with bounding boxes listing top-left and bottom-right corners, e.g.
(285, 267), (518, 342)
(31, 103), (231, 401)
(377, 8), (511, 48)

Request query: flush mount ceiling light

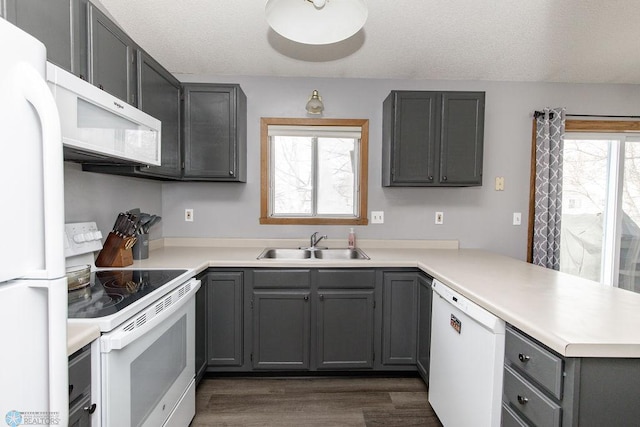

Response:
(305, 90), (324, 114)
(265, 0), (368, 45)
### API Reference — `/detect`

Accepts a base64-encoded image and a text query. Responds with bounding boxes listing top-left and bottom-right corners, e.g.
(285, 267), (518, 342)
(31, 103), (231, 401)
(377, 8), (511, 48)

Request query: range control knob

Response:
(93, 230), (103, 240)
(73, 234), (86, 243)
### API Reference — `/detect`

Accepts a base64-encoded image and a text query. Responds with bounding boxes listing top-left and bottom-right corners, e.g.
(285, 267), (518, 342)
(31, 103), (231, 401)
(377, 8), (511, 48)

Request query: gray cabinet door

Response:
(88, 3), (136, 105)
(183, 84), (247, 181)
(194, 274), (207, 383)
(252, 290), (310, 370)
(383, 90), (484, 187)
(136, 50), (182, 178)
(382, 272), (418, 365)
(416, 274), (432, 382)
(316, 290), (375, 369)
(207, 272), (243, 367)
(69, 395), (92, 427)
(439, 92), (485, 185)
(5, 0), (86, 77)
(383, 91), (437, 185)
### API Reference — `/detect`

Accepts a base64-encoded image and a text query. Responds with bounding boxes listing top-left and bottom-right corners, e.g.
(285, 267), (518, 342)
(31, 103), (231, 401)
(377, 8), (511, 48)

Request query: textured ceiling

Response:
(98, 0), (640, 84)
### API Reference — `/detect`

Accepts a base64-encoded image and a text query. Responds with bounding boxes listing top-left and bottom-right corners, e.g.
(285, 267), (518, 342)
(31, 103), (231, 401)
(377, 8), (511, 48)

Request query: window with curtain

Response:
(561, 132), (640, 292)
(529, 118), (640, 294)
(260, 118), (369, 225)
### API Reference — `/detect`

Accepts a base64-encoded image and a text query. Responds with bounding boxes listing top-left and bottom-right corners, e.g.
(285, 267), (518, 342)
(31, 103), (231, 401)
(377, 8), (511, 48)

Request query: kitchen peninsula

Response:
(69, 240), (640, 426)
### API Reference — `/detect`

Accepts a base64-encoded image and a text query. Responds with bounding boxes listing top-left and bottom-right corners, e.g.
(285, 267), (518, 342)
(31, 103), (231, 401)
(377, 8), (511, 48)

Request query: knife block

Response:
(95, 232), (134, 267)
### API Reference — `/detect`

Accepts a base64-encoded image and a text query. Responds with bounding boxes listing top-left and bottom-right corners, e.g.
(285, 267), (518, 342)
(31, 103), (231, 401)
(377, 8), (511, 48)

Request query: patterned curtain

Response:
(532, 107), (566, 269)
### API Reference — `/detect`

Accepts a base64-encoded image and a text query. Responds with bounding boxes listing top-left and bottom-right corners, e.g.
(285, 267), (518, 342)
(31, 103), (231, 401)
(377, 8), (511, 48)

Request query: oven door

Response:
(100, 279), (199, 427)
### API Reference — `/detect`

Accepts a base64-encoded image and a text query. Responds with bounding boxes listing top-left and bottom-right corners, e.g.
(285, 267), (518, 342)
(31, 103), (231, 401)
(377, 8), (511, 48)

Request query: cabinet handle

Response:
(518, 353), (530, 363)
(229, 170), (234, 175)
(84, 403), (97, 414)
(442, 176), (448, 181)
(428, 175), (433, 180)
(517, 395), (529, 405)
(304, 295), (309, 301)
(319, 294), (324, 301)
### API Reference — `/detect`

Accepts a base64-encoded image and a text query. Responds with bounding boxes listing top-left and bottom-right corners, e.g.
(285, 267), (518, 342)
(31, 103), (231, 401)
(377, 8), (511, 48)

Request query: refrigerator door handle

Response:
(17, 63), (68, 424)
(16, 62), (65, 280)
(30, 278), (69, 425)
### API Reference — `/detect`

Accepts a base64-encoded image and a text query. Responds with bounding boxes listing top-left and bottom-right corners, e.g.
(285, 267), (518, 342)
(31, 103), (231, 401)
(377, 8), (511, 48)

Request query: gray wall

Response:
(162, 75), (640, 260)
(63, 75), (640, 261)
(64, 162), (163, 240)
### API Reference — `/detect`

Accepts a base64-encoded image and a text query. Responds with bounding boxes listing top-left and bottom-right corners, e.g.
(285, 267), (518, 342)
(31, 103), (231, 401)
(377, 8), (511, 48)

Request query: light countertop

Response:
(68, 238), (640, 358)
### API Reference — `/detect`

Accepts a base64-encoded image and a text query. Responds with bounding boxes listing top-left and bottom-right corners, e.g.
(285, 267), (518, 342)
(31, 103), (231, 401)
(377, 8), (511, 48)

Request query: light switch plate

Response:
(371, 211), (384, 224)
(435, 211), (444, 225)
(513, 212), (521, 225)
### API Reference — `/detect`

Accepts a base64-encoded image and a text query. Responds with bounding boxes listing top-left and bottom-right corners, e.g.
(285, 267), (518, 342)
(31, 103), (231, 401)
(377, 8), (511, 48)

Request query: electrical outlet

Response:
(513, 212), (522, 226)
(495, 177), (505, 191)
(185, 209), (194, 222)
(371, 211), (384, 224)
(435, 211), (444, 225)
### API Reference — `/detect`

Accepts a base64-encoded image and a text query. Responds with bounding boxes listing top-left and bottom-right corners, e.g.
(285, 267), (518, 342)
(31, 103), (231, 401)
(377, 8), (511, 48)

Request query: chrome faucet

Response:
(309, 231), (327, 249)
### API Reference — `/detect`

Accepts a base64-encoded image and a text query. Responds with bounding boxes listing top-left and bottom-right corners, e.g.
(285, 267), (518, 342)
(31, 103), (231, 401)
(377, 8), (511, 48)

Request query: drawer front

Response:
(502, 402), (530, 427)
(317, 269), (375, 288)
(253, 269), (310, 288)
(503, 365), (562, 427)
(505, 328), (563, 399)
(68, 346), (91, 404)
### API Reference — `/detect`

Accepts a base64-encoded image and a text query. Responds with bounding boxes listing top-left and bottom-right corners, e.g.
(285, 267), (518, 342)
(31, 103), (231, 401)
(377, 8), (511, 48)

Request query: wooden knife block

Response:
(95, 232), (134, 267)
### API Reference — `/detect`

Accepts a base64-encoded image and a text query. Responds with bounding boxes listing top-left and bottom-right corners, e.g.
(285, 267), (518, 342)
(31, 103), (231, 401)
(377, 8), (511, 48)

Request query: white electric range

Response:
(65, 222), (200, 427)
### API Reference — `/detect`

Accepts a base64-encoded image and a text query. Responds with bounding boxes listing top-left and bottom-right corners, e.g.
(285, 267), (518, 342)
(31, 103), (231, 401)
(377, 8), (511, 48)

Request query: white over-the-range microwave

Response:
(46, 62), (161, 166)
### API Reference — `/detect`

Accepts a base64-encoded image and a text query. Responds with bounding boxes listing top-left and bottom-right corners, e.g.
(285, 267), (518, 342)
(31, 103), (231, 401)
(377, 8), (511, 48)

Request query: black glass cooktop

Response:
(68, 269), (187, 319)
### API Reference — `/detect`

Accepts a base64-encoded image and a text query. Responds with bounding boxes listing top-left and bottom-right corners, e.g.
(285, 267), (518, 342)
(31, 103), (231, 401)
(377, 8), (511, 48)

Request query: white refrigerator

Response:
(0, 19), (69, 426)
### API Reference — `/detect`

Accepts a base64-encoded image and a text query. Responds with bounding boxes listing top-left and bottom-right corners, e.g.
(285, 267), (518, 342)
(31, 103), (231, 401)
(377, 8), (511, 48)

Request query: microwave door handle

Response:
(17, 63), (68, 424)
(17, 63), (65, 279)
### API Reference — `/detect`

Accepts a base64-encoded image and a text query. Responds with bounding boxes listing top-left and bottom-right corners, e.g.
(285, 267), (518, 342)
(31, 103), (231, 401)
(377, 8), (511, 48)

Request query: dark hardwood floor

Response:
(191, 376), (443, 426)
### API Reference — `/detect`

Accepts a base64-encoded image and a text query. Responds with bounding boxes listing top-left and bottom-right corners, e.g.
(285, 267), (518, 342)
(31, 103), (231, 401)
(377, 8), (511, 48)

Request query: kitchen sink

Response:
(257, 248), (369, 260)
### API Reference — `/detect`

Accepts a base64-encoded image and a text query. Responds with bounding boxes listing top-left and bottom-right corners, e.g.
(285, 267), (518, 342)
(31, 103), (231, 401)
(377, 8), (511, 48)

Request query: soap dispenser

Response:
(348, 228), (356, 249)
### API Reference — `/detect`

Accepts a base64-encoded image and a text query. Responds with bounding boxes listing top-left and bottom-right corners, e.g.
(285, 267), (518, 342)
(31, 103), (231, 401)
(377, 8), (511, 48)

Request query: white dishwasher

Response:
(428, 279), (505, 427)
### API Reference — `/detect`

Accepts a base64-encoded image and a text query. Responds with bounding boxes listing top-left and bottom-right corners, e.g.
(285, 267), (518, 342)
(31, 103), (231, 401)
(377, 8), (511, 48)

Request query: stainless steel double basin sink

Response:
(257, 248), (370, 260)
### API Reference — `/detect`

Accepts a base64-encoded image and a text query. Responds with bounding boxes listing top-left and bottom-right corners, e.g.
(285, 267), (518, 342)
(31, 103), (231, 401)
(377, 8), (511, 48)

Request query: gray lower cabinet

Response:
(503, 325), (640, 426)
(69, 344), (95, 426)
(382, 272), (418, 365)
(199, 268), (425, 374)
(382, 90), (485, 186)
(415, 274), (432, 382)
(252, 289), (311, 370)
(207, 271), (244, 367)
(87, 2), (136, 105)
(4, 0), (87, 77)
(316, 269), (376, 369)
(182, 84), (247, 181)
(194, 273), (208, 384)
(251, 269), (310, 370)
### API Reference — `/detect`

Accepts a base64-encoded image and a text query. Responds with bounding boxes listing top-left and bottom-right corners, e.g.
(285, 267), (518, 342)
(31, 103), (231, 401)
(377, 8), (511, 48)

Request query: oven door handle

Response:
(101, 279), (201, 352)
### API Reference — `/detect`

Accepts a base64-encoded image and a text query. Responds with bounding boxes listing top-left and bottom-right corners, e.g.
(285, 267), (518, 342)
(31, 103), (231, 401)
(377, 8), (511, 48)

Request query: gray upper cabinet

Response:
(383, 90), (485, 187)
(382, 272), (418, 365)
(135, 50), (182, 178)
(82, 49), (182, 178)
(182, 84), (247, 182)
(4, 0), (87, 77)
(87, 2), (136, 105)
